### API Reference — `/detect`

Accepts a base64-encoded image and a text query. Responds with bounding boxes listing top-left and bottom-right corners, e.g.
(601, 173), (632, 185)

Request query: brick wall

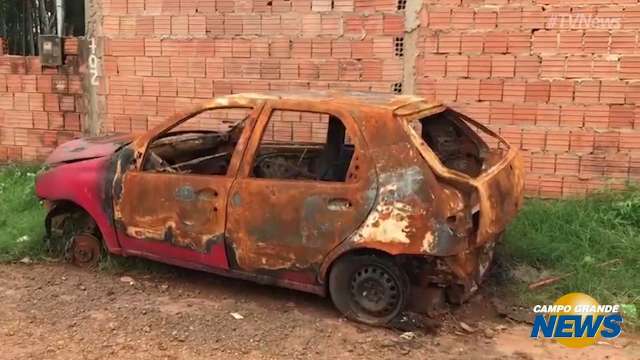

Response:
(417, 0), (640, 197)
(3, 1), (640, 198)
(99, 0), (404, 134)
(0, 38), (83, 161)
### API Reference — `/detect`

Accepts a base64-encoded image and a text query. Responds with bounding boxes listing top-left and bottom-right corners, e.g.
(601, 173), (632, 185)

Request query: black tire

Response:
(329, 254), (409, 326)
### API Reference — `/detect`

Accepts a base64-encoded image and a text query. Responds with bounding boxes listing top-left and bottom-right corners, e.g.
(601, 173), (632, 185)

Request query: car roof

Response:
(220, 90), (444, 113)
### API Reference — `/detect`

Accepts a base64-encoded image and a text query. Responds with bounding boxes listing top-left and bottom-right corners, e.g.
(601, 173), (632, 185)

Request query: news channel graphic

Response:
(530, 292), (624, 348)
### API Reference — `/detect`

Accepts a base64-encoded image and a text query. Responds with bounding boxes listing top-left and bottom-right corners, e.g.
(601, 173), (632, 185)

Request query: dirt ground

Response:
(0, 263), (637, 360)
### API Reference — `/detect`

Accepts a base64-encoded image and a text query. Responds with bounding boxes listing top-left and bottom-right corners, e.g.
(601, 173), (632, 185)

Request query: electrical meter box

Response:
(39, 35), (63, 66)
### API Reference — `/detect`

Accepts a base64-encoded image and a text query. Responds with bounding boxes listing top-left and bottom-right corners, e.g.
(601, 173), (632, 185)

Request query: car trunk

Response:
(399, 106), (525, 247)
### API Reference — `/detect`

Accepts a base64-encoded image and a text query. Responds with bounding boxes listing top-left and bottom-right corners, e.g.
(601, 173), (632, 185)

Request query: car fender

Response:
(35, 156), (122, 254)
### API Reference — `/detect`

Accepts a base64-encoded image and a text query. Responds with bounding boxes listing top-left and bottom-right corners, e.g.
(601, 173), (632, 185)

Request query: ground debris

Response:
(459, 321), (476, 333)
(388, 311), (440, 333)
(230, 312), (244, 320)
(119, 276), (135, 285)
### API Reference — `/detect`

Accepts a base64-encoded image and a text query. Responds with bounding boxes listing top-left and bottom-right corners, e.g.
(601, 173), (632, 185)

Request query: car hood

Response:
(45, 133), (135, 165)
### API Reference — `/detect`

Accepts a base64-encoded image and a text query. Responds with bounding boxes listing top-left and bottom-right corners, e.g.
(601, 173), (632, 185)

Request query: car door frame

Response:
(225, 98), (378, 274)
(112, 100), (265, 270)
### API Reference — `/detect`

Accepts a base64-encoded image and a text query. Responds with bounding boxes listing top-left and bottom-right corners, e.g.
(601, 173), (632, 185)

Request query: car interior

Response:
(143, 111), (354, 182)
(411, 110), (488, 177)
(252, 115), (354, 182)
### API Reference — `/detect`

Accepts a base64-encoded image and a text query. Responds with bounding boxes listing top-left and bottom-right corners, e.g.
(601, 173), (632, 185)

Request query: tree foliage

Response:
(0, 0), (84, 55)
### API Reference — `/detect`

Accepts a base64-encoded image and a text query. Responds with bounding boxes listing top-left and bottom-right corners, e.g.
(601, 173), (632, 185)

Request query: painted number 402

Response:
(88, 38), (99, 86)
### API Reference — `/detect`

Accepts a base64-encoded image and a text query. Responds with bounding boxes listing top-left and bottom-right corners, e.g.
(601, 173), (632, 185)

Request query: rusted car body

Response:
(36, 91), (524, 325)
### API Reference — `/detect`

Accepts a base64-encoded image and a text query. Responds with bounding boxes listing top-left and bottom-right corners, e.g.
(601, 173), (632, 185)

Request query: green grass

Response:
(0, 165), (46, 262)
(500, 188), (640, 326)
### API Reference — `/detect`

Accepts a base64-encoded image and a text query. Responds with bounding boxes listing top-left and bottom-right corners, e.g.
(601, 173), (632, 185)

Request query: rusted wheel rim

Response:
(350, 265), (400, 316)
(71, 234), (101, 268)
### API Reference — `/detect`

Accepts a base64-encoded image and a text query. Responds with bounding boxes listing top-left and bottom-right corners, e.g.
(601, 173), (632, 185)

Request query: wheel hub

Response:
(70, 234), (101, 268)
(350, 265), (399, 315)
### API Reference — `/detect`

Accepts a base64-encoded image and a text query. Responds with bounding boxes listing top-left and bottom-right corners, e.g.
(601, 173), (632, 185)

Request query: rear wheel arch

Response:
(327, 249), (410, 325)
(323, 248), (392, 283)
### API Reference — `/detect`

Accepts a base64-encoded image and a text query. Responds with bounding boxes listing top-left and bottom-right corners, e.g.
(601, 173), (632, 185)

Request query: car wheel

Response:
(47, 207), (103, 269)
(68, 233), (102, 268)
(329, 254), (409, 326)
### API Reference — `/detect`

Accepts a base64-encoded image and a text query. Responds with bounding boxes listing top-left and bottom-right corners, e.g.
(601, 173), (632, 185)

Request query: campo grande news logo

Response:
(530, 292), (624, 348)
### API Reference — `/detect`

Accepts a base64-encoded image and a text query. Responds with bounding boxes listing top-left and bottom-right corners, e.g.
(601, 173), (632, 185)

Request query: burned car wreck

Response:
(36, 91), (524, 325)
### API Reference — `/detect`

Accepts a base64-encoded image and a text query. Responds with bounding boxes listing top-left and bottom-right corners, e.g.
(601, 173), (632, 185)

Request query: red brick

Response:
(584, 105), (610, 129)
(479, 79), (503, 101)
(626, 83), (640, 104)
(522, 6), (546, 29)
(521, 128), (546, 151)
(383, 14), (404, 36)
(154, 15), (171, 35)
(451, 8), (474, 30)
(570, 130), (595, 154)
(537, 104), (560, 126)
(540, 56), (566, 78)
(558, 31), (584, 55)
(591, 59), (619, 80)
(515, 56), (540, 78)
(438, 32), (461, 54)
(539, 176), (563, 198)
(421, 55), (446, 78)
(565, 56), (592, 78)
(531, 152), (556, 175)
(446, 55), (468, 77)
(468, 55), (491, 79)
(513, 104), (537, 126)
(499, 126), (522, 148)
(109, 38), (145, 56)
(532, 30), (558, 54)
(549, 80), (574, 103)
(461, 33), (484, 54)
(428, 8), (452, 30)
(584, 31), (610, 54)
(188, 16), (206, 35)
(491, 55), (515, 78)
(525, 80), (550, 103)
(484, 32), (508, 54)
(574, 80), (601, 104)
(503, 80), (526, 103)
(556, 155), (580, 176)
(475, 9), (497, 30)
(508, 32), (531, 54)
(610, 104), (635, 129)
(620, 132), (640, 152)
(600, 81), (626, 104)
(594, 131), (620, 153)
(457, 79), (480, 102)
(620, 56), (640, 79)
(489, 102), (514, 125)
(498, 7), (522, 29)
(580, 154), (607, 178)
(610, 31), (637, 54)
(434, 79), (458, 102)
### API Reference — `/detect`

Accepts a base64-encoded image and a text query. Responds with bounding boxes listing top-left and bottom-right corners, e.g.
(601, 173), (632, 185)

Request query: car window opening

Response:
(408, 110), (490, 178)
(143, 108), (252, 175)
(252, 110), (355, 182)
